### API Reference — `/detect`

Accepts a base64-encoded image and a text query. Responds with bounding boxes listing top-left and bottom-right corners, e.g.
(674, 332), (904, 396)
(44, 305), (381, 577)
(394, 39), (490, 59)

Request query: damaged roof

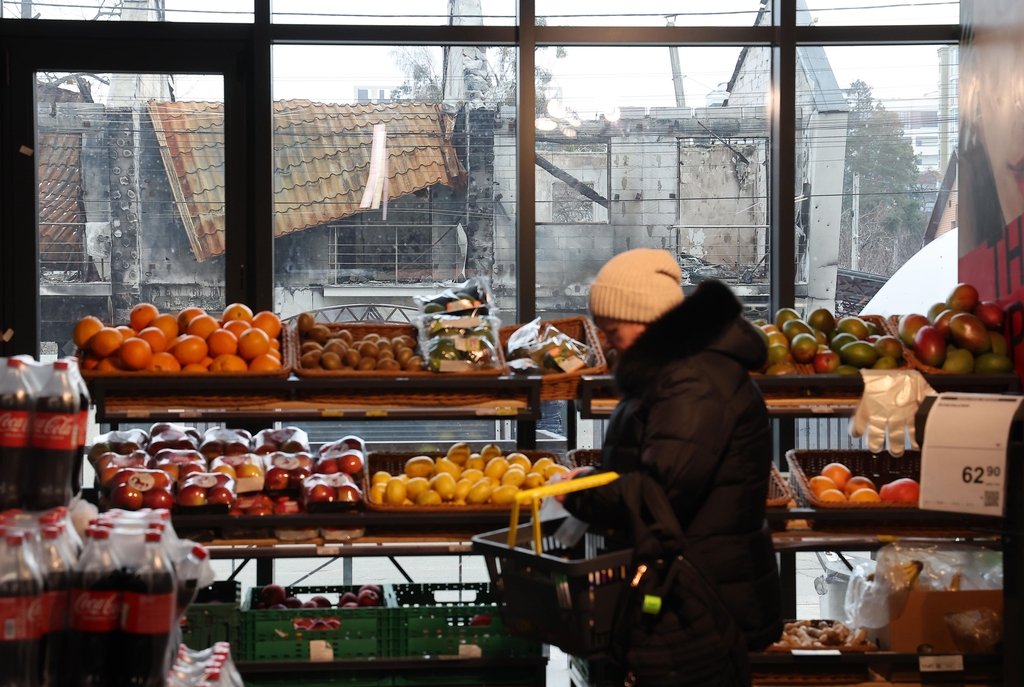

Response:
(39, 132), (87, 271)
(148, 100), (467, 262)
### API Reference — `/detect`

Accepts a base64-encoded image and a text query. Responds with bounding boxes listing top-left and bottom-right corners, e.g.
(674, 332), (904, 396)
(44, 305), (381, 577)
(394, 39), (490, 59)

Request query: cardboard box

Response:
(885, 589), (1002, 653)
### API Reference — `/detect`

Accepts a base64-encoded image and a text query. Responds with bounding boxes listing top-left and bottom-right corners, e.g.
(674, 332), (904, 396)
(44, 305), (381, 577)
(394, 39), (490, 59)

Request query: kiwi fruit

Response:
(324, 339), (348, 356)
(356, 357), (378, 371)
(377, 358), (401, 371)
(300, 350), (322, 368)
(405, 356), (423, 371)
(309, 324), (331, 344)
(320, 351), (342, 370)
(338, 330), (354, 344)
(358, 341), (379, 358)
(297, 312), (316, 334)
(300, 341), (323, 354)
(396, 348), (414, 365)
(343, 349), (361, 368)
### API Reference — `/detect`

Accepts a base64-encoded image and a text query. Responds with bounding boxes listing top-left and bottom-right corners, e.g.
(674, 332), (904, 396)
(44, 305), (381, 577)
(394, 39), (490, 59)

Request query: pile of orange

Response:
(807, 462), (881, 503)
(73, 303), (283, 373)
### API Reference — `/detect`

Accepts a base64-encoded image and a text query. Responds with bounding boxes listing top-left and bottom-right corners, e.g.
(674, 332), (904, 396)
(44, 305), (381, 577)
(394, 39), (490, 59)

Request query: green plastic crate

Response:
(389, 583), (542, 659)
(181, 601), (240, 651)
(241, 585), (393, 662)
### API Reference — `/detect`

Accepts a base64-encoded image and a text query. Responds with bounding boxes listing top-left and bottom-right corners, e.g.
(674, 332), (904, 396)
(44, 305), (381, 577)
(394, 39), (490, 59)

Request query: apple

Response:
(301, 601), (318, 608)
(307, 484), (335, 503)
(211, 464), (237, 480)
(273, 500), (301, 515)
(336, 485), (361, 503)
(879, 478), (920, 503)
(177, 485), (208, 507)
(316, 459), (340, 475)
(310, 596), (332, 608)
(358, 584), (381, 597)
(265, 467), (290, 491)
(338, 451), (363, 475)
(341, 602), (359, 608)
(812, 350), (841, 374)
(142, 489), (175, 510)
(236, 463), (263, 479)
(111, 484), (144, 510)
(288, 467), (312, 490)
(284, 596), (302, 609)
(469, 614), (492, 626)
(356, 590), (379, 607)
(207, 487), (235, 506)
(247, 505), (273, 516)
(261, 584), (287, 606)
(268, 604), (287, 610)
(338, 592), (358, 606)
(252, 601), (267, 610)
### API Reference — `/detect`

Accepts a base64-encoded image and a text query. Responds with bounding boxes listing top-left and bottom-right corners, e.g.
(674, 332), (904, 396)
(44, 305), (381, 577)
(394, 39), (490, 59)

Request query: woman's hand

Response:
(554, 466), (595, 502)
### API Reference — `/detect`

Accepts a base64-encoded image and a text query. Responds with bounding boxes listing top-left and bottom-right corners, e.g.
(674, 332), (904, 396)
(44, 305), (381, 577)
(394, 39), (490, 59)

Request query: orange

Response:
(172, 335), (209, 366)
(818, 489), (847, 502)
(82, 355), (100, 371)
(187, 314), (220, 340)
(266, 347), (281, 360)
(73, 316), (104, 349)
(129, 303), (160, 332)
(150, 314), (179, 342)
(116, 325), (137, 340)
(200, 356), (214, 368)
(237, 328), (270, 360)
(222, 303), (254, 323)
(808, 475), (838, 496)
(844, 476), (877, 497)
(166, 335), (184, 351)
(252, 311), (282, 340)
(96, 356), (125, 372)
(820, 463), (852, 491)
(137, 327), (168, 354)
(182, 363), (208, 372)
(90, 327), (124, 358)
(223, 320), (250, 338)
(207, 329), (238, 357)
(849, 488), (881, 503)
(120, 337), (153, 371)
(210, 354), (248, 372)
(177, 307), (207, 332)
(248, 353), (282, 371)
(269, 338), (280, 351)
(148, 352), (181, 372)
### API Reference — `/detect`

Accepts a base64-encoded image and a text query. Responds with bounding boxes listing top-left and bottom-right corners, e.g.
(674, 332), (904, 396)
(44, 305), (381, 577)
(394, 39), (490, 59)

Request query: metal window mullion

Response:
(534, 25), (773, 47)
(245, 0), (274, 311)
(517, 0), (537, 324)
(770, 0), (797, 313)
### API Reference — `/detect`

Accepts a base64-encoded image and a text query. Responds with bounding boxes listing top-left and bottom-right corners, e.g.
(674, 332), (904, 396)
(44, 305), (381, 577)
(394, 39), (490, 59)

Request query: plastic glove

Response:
(850, 370), (936, 456)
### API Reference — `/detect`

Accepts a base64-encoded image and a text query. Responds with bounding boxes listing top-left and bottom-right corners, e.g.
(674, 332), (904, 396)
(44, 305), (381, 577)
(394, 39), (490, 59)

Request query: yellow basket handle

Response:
(507, 471), (619, 553)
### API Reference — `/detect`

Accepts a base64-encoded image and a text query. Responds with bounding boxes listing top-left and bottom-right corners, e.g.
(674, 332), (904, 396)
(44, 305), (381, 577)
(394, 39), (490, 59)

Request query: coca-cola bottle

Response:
(38, 526), (71, 687)
(27, 361), (80, 510)
(120, 529), (176, 687)
(68, 527), (122, 687)
(0, 359), (35, 510)
(0, 531), (44, 687)
(174, 544), (209, 620)
(61, 359), (91, 499)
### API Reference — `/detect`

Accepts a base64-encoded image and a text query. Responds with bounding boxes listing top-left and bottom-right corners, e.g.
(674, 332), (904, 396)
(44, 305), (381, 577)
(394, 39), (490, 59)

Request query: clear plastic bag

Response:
(946, 607), (1003, 653)
(415, 277), (495, 316)
(506, 318), (593, 375)
(417, 314), (502, 372)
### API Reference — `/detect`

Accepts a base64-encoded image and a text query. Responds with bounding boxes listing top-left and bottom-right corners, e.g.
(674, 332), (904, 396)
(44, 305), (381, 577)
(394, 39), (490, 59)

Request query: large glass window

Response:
(536, 0), (767, 27)
(37, 72), (226, 358)
(534, 46), (771, 319)
(272, 1), (514, 26)
(794, 45), (958, 318)
(801, 0), (958, 26)
(2, 0), (252, 21)
(272, 45), (518, 320)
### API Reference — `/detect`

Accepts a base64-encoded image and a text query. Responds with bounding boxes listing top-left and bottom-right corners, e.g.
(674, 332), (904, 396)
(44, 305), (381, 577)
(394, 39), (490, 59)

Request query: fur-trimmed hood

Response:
(614, 280), (767, 396)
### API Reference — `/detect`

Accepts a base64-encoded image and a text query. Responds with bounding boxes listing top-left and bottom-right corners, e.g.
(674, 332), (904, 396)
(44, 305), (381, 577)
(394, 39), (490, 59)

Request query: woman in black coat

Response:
(563, 249), (783, 654)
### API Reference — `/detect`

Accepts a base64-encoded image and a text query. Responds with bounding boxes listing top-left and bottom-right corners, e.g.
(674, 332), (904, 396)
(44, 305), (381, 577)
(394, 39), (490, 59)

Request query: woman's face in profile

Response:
(594, 316), (647, 356)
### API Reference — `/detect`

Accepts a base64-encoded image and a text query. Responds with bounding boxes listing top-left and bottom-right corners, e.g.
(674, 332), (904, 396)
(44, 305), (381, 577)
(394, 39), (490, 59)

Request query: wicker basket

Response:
(79, 330), (292, 380)
(289, 322), (508, 377)
(362, 450), (568, 512)
(567, 449), (793, 507)
(498, 317), (607, 400)
(787, 449), (920, 509)
(886, 315), (949, 374)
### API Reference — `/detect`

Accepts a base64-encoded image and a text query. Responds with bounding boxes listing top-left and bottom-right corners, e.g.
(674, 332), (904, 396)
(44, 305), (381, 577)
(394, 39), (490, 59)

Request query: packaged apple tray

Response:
(787, 449), (920, 510)
(239, 582), (541, 663)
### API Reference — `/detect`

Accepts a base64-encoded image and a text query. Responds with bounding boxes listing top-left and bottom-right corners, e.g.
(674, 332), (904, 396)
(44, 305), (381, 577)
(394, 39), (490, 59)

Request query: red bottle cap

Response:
(53, 361), (69, 370)
(144, 531), (162, 543)
(6, 533), (24, 546)
(92, 528), (110, 540)
(192, 545), (209, 560)
(41, 527), (59, 540)
(6, 358), (23, 368)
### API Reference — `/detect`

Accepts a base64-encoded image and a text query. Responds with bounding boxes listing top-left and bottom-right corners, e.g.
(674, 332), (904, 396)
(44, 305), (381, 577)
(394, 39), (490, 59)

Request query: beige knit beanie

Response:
(588, 248), (684, 323)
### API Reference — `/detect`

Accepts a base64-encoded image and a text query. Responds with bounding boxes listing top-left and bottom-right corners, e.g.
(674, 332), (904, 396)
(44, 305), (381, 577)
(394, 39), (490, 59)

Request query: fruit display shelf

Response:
(576, 373), (1022, 418)
(86, 373), (544, 424)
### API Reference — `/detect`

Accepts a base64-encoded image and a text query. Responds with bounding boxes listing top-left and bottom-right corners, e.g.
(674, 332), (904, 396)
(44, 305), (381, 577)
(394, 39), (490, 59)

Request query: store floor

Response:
(213, 553), (829, 687)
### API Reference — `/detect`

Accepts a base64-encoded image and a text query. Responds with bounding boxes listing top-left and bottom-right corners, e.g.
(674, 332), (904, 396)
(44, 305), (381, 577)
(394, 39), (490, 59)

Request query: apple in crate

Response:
(879, 478), (920, 503)
(142, 489), (175, 509)
(357, 589), (379, 606)
(265, 467), (290, 491)
(177, 484), (208, 507)
(111, 484), (144, 510)
(307, 484), (336, 503)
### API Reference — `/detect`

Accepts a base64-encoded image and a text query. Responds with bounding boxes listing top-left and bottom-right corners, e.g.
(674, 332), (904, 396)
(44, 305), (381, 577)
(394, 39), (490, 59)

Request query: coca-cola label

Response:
(0, 596), (43, 640)
(0, 411), (30, 448)
(42, 590), (67, 634)
(70, 590), (120, 632)
(31, 413), (79, 451)
(120, 592), (174, 635)
(271, 455), (301, 471)
(126, 473), (156, 492)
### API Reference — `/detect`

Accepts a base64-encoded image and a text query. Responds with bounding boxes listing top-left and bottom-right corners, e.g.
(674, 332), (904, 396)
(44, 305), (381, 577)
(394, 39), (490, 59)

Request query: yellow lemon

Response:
(405, 476), (431, 500)
(415, 490), (442, 506)
(454, 478), (473, 502)
(467, 479), (493, 505)
(484, 456), (510, 480)
(489, 477), (501, 488)
(501, 467), (526, 487)
(405, 456), (435, 479)
(506, 452), (531, 472)
(402, 498), (414, 505)
(385, 478), (407, 505)
(531, 457), (554, 474)
(434, 457), (462, 479)
(466, 455), (485, 471)
(480, 444), (503, 461)
(446, 442), (471, 466)
(399, 474), (410, 483)
(544, 464), (569, 480)
(371, 471), (392, 486)
(461, 468), (484, 484)
(431, 472), (457, 501)
(490, 484), (519, 505)
(453, 499), (467, 506)
(369, 483), (386, 504)
(523, 472), (545, 490)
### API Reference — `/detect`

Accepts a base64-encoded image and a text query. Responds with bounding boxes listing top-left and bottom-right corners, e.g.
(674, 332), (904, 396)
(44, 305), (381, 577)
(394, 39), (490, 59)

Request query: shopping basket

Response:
(471, 472), (634, 657)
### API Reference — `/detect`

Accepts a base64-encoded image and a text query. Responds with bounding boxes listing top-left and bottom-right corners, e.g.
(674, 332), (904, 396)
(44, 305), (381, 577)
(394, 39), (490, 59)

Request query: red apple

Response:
(358, 584), (381, 597)
(469, 614), (492, 626)
(338, 592), (358, 606)
(268, 603), (287, 610)
(335, 485), (361, 503)
(142, 489), (175, 510)
(111, 484), (144, 510)
(265, 467), (290, 491)
(879, 478), (920, 504)
(338, 451), (363, 475)
(341, 602), (359, 608)
(307, 484), (335, 503)
(288, 467), (312, 489)
(177, 485), (208, 507)
(284, 596), (302, 609)
(812, 350), (841, 374)
(207, 487), (235, 506)
(310, 596), (332, 608)
(356, 590), (379, 607)
(247, 505), (273, 516)
(261, 584), (287, 606)
(301, 601), (318, 609)
(315, 459), (339, 475)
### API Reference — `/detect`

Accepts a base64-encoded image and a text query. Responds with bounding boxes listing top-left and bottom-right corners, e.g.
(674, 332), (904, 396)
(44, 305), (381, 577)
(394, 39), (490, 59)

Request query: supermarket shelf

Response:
(205, 542), (473, 559)
(764, 506), (1003, 525)
(236, 655), (549, 675)
(576, 373), (1022, 418)
(173, 511), (522, 530)
(747, 651), (1001, 666)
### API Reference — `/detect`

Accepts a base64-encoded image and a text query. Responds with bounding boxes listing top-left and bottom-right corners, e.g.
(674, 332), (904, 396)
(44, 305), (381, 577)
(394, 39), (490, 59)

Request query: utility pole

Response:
(21, 0), (31, 18)
(851, 172), (860, 271)
(667, 17), (686, 108)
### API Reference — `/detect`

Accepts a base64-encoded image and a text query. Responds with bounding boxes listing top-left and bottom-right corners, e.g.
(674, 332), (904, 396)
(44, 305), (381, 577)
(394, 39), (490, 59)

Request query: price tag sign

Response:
(919, 655), (963, 672)
(920, 393), (1024, 517)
